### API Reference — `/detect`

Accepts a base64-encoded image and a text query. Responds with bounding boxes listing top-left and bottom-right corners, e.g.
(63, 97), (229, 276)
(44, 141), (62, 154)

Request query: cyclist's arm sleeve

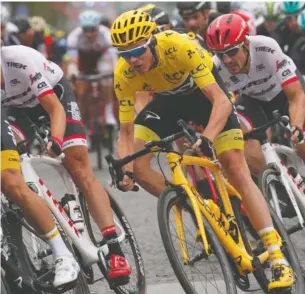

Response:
(264, 38), (298, 87)
(114, 75), (136, 123)
(66, 30), (79, 58)
(179, 39), (216, 88)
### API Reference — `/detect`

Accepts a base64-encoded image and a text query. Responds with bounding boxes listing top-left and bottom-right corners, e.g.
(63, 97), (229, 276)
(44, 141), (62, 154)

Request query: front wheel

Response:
(157, 188), (237, 294)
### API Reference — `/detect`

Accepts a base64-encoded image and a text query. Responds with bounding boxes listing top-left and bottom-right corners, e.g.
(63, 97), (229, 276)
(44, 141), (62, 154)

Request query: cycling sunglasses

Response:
(117, 36), (152, 60)
(83, 27), (98, 33)
(214, 42), (244, 59)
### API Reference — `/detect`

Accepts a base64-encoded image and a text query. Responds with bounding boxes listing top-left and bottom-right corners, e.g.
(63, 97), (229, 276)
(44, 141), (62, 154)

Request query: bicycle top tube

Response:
(244, 112), (290, 142)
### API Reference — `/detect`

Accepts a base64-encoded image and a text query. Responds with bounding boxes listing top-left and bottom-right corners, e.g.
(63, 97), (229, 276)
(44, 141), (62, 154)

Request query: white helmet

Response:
(261, 2), (282, 21)
(79, 10), (101, 28)
(1, 5), (10, 25)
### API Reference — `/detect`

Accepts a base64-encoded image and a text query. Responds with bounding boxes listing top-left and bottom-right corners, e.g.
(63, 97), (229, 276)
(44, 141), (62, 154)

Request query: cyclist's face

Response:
(122, 40), (154, 73)
(264, 20), (277, 31)
(83, 27), (98, 40)
(286, 15), (300, 32)
(221, 47), (248, 75)
(182, 11), (208, 35)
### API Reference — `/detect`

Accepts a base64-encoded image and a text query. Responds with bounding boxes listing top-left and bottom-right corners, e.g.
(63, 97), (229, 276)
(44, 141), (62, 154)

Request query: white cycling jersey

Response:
(66, 25), (117, 76)
(213, 35), (298, 101)
(1, 45), (63, 108)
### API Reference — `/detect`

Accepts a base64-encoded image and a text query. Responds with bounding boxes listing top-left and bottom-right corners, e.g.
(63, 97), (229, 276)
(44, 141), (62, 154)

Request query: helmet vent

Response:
(223, 29), (230, 44)
(207, 34), (214, 45)
(215, 29), (221, 44)
(226, 14), (233, 24)
(136, 26), (141, 37)
(130, 17), (135, 25)
(128, 28), (134, 40)
(119, 33), (126, 43)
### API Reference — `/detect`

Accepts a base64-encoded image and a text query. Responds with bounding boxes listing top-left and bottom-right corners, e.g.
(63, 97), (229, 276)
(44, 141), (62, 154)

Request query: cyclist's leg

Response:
(133, 90), (204, 196)
(98, 49), (117, 126)
(214, 112), (295, 290)
(52, 76), (130, 281)
(236, 95), (271, 176)
(1, 108), (79, 287)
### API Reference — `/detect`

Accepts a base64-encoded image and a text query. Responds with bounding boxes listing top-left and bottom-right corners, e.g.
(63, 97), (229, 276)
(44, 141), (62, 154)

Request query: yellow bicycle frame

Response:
(166, 152), (269, 276)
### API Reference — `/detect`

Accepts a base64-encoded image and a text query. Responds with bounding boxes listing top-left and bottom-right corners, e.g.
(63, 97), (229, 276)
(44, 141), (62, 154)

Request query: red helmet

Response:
(206, 13), (249, 51)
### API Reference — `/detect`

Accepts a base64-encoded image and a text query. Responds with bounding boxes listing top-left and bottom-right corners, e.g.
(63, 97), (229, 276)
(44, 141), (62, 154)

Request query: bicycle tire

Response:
(157, 187), (237, 294)
(258, 168), (305, 225)
(17, 209), (90, 294)
(79, 191), (146, 294)
(1, 272), (12, 294)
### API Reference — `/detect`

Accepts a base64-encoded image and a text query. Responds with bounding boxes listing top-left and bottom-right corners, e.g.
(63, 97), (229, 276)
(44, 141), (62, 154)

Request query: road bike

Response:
(2, 122), (146, 294)
(106, 119), (305, 294)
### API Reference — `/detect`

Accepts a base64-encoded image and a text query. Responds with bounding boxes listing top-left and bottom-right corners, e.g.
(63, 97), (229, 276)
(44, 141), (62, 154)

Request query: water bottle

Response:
(60, 194), (84, 231)
(288, 167), (305, 195)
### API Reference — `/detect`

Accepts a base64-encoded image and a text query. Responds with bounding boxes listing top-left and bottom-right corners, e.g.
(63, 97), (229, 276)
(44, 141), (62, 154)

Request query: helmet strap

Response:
(240, 45), (250, 73)
(148, 38), (159, 70)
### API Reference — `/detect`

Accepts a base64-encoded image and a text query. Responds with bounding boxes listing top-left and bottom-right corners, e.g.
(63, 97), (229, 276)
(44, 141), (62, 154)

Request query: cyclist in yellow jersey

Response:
(111, 10), (295, 290)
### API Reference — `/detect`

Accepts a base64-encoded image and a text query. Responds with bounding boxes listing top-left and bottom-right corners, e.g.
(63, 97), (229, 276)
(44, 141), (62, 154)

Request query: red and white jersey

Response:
(67, 25), (112, 55)
(66, 25), (117, 74)
(1, 45), (63, 108)
(213, 35), (298, 101)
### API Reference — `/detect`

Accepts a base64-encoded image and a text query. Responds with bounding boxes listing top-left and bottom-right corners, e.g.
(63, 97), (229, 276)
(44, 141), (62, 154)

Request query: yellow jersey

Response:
(114, 30), (215, 123)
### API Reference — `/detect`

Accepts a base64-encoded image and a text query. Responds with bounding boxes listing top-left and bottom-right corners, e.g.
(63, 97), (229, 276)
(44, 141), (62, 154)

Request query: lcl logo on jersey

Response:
(163, 71), (185, 84)
(123, 67), (136, 79)
(165, 47), (177, 59)
(191, 63), (208, 78)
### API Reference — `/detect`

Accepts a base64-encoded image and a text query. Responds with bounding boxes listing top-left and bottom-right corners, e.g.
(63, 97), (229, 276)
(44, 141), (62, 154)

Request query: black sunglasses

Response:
(83, 27), (98, 33)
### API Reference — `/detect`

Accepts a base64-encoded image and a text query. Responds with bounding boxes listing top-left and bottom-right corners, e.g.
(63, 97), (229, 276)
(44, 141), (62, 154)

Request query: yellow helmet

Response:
(111, 10), (156, 48)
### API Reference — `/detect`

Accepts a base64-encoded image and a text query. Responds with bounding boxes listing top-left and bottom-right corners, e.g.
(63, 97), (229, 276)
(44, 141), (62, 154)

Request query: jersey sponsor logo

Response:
(255, 46), (275, 54)
(230, 76), (239, 84)
(123, 67), (136, 79)
(44, 62), (55, 74)
(142, 83), (154, 91)
(276, 59), (288, 72)
(190, 63), (208, 78)
(29, 72), (42, 85)
(250, 83), (276, 97)
(164, 32), (174, 37)
(282, 69), (292, 77)
(256, 64), (265, 71)
(241, 74), (273, 91)
(144, 111), (161, 120)
(67, 101), (82, 121)
(115, 82), (122, 91)
(187, 49), (196, 59)
(119, 99), (134, 107)
(163, 71), (185, 84)
(165, 46), (178, 59)
(1, 87), (32, 105)
(37, 81), (48, 89)
(10, 79), (20, 87)
(6, 62), (27, 69)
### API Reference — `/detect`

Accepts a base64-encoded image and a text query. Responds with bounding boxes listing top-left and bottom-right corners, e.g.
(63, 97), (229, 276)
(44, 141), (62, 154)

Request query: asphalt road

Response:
(32, 150), (305, 294)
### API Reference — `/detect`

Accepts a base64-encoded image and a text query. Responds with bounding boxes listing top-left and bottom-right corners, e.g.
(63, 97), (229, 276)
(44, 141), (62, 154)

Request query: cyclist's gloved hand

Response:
(291, 125), (304, 144)
(47, 136), (63, 157)
(118, 171), (136, 192)
(192, 135), (215, 158)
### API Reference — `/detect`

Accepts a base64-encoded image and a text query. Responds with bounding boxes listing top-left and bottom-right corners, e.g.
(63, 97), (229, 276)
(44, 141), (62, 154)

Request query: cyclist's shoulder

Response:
(67, 27), (82, 41)
(249, 35), (282, 53)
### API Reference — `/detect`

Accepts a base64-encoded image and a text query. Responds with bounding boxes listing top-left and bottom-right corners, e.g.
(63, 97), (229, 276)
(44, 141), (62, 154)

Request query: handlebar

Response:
(16, 119), (64, 160)
(105, 119), (198, 192)
(243, 110), (291, 141)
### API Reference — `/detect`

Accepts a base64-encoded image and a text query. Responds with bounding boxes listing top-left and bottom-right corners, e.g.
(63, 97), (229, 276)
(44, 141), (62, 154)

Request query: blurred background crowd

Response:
(1, 1), (305, 73)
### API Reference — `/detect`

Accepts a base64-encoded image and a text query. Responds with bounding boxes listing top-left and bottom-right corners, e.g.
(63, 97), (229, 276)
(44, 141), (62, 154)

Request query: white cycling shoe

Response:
(53, 255), (80, 288)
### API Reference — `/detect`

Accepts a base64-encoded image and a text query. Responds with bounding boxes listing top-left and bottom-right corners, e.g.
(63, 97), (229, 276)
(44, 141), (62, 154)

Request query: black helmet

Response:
(13, 17), (31, 33)
(100, 16), (111, 28)
(137, 4), (170, 26)
(177, 2), (211, 17)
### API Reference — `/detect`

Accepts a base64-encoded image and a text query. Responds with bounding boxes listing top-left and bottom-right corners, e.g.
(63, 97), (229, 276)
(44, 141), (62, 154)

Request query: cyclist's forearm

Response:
(288, 92), (305, 128)
(117, 132), (134, 172)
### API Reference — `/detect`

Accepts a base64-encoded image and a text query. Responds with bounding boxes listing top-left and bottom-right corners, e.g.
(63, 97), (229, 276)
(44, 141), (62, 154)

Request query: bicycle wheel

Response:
(79, 191), (146, 294)
(157, 187), (237, 294)
(13, 206), (90, 294)
(231, 192), (305, 294)
(258, 168), (305, 263)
